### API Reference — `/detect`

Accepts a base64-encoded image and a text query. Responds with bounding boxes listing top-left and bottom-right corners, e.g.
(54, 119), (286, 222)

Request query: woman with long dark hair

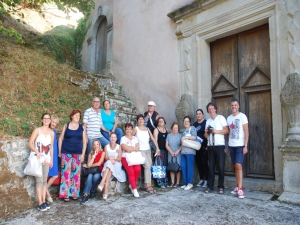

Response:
(28, 113), (54, 211)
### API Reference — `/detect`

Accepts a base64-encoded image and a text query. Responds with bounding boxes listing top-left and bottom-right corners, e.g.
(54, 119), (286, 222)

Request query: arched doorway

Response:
(95, 17), (107, 74)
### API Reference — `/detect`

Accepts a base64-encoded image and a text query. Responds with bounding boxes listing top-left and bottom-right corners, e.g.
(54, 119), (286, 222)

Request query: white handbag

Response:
(24, 153), (43, 177)
(125, 151), (145, 166)
(182, 139), (201, 150)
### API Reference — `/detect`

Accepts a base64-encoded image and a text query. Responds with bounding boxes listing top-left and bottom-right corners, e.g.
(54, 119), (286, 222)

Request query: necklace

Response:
(110, 143), (117, 150)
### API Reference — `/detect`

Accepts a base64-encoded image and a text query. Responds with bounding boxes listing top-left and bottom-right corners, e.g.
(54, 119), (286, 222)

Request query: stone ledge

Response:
(278, 192), (300, 206)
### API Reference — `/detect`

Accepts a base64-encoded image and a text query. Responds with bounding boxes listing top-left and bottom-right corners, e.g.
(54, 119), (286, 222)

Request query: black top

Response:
(193, 120), (207, 148)
(144, 111), (159, 134)
(156, 127), (168, 150)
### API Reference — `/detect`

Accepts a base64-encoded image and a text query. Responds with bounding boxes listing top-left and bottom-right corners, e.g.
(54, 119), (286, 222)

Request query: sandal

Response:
(173, 184), (179, 188)
(167, 183), (174, 188)
(218, 188), (224, 194)
(146, 187), (156, 194)
(205, 188), (213, 194)
(64, 198), (69, 202)
(103, 194), (108, 200)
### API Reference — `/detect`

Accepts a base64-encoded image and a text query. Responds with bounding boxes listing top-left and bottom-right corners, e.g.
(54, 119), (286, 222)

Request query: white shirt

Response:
(205, 115), (227, 146)
(120, 136), (139, 158)
(227, 112), (248, 146)
(135, 127), (150, 150)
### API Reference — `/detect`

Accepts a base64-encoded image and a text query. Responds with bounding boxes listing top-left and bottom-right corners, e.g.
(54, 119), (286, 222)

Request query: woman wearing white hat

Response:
(143, 101), (160, 134)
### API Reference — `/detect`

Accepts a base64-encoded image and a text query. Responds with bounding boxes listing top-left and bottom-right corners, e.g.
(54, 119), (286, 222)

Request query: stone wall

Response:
(0, 139), (35, 218)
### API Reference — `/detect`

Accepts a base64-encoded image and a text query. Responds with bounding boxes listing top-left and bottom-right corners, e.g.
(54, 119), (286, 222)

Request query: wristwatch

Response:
(244, 145), (248, 148)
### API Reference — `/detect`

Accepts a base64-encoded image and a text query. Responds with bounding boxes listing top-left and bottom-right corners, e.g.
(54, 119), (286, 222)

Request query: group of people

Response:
(28, 97), (249, 212)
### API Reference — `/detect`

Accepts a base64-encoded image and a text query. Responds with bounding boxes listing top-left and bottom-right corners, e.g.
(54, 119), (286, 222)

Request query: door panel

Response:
(246, 91), (274, 178)
(96, 18), (107, 73)
(210, 24), (274, 179)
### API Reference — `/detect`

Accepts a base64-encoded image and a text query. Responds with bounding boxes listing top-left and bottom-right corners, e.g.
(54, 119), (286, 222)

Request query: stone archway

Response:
(86, 5), (113, 75)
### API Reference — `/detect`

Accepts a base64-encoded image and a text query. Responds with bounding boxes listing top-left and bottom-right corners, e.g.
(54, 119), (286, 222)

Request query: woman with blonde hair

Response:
(80, 139), (105, 204)
(46, 115), (59, 203)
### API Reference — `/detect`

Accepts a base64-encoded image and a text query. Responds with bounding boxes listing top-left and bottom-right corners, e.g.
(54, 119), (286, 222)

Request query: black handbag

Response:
(167, 157), (180, 173)
(81, 166), (101, 176)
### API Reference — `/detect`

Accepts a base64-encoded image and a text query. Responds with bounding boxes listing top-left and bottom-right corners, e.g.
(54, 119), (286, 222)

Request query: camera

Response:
(207, 125), (213, 134)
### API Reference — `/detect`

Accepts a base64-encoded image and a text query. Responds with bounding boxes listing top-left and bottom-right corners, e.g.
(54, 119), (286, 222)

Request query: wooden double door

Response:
(210, 24), (274, 179)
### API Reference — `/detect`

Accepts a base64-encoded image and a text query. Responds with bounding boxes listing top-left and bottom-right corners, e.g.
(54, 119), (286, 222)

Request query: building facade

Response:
(81, 0), (300, 194)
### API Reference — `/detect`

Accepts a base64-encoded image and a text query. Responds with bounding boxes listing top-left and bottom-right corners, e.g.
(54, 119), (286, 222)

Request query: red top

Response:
(93, 150), (104, 171)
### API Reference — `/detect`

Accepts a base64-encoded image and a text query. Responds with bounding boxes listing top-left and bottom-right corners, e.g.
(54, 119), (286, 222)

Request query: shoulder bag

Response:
(126, 151), (145, 166)
(182, 127), (202, 150)
(81, 166), (101, 176)
(24, 152), (44, 177)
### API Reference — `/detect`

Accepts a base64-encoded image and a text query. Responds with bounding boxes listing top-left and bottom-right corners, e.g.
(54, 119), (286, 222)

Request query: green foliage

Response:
(38, 25), (75, 64)
(0, 0), (95, 15)
(0, 21), (24, 44)
(73, 14), (90, 69)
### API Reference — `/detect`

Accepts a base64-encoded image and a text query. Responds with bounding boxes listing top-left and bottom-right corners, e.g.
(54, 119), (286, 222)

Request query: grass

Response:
(0, 37), (101, 138)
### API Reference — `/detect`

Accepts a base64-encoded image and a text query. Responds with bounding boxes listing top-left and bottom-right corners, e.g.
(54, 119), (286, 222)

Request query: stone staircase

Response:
(67, 69), (138, 127)
(66, 69), (140, 195)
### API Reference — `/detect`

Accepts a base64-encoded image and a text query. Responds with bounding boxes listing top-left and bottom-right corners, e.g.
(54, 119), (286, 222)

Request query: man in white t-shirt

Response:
(204, 102), (229, 194)
(227, 98), (249, 199)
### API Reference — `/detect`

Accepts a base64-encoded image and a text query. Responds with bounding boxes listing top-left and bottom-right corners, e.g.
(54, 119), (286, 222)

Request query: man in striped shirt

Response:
(83, 97), (110, 157)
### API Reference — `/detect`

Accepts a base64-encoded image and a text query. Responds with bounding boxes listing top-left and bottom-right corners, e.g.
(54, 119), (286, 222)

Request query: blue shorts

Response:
(229, 146), (244, 165)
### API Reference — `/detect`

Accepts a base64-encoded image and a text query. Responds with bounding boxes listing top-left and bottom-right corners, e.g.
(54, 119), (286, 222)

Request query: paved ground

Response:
(1, 186), (300, 225)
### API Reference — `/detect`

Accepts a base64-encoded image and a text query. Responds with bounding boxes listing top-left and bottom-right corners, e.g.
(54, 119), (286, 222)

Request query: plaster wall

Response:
(82, 0), (189, 124)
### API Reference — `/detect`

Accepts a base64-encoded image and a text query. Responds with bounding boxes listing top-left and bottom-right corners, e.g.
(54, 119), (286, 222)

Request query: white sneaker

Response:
(231, 187), (239, 195)
(129, 184), (133, 194)
(202, 181), (207, 188)
(196, 180), (204, 187)
(47, 197), (53, 203)
(181, 185), (186, 189)
(133, 189), (140, 198)
(184, 184), (193, 190)
(238, 189), (245, 199)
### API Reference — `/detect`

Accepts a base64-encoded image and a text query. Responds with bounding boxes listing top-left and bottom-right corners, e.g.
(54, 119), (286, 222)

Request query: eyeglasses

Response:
(158, 120), (164, 123)
(93, 101), (100, 103)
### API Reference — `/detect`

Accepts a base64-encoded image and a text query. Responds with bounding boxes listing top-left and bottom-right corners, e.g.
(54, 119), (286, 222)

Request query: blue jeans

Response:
(83, 173), (102, 195)
(181, 154), (195, 185)
(207, 145), (225, 190)
(101, 127), (123, 144)
(86, 137), (110, 156)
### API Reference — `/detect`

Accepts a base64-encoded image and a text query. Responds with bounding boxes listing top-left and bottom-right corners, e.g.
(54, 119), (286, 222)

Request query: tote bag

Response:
(126, 151), (145, 166)
(24, 153), (43, 177)
(151, 156), (166, 179)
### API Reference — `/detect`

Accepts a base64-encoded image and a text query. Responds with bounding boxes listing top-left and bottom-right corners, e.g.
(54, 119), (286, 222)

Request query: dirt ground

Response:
(1, 186), (299, 225)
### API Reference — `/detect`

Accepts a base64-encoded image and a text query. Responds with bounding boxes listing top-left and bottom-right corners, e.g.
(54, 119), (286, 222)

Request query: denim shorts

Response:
(229, 146), (244, 165)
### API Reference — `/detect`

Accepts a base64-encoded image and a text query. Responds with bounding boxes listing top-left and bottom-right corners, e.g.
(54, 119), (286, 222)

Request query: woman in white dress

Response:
(98, 132), (126, 200)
